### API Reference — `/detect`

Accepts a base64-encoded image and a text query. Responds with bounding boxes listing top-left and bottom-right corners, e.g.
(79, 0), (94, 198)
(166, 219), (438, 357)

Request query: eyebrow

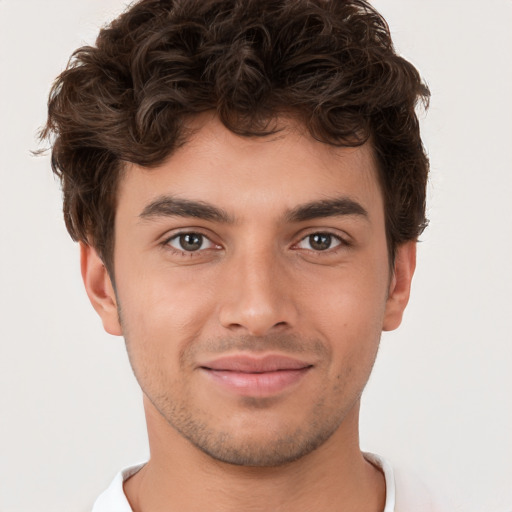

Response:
(138, 195), (368, 224)
(139, 196), (234, 223)
(285, 197), (368, 223)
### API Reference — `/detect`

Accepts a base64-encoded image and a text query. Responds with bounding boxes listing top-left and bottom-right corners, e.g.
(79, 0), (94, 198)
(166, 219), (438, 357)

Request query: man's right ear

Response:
(80, 242), (123, 336)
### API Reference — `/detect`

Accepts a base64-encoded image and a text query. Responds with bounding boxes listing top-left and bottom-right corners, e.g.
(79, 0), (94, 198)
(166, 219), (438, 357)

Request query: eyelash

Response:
(161, 230), (350, 257)
(292, 231), (349, 253)
(162, 231), (220, 256)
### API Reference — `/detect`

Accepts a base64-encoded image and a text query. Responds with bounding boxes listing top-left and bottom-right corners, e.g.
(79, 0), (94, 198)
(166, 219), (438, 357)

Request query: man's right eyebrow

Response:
(138, 196), (234, 223)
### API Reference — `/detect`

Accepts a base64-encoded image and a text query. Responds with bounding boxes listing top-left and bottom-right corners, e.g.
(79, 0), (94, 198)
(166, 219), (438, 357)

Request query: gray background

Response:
(1, 0), (511, 510)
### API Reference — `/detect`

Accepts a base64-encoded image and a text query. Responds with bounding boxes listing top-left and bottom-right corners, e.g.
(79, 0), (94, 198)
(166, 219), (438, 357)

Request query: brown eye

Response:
(168, 233), (213, 252)
(310, 233), (332, 251)
(180, 233), (202, 251)
(296, 232), (342, 251)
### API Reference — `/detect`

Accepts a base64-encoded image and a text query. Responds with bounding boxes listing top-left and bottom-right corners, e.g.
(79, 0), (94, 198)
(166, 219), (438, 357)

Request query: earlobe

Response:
(382, 241), (417, 332)
(80, 242), (123, 336)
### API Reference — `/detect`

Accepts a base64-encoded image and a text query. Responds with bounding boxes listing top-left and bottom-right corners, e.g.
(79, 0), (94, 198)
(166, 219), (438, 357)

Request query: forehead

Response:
(117, 115), (382, 220)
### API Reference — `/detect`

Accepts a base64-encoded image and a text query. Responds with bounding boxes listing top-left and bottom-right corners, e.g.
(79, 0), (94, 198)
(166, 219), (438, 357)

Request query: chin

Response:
(172, 412), (343, 467)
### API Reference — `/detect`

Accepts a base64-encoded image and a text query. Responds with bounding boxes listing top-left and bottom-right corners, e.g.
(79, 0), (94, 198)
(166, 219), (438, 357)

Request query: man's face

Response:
(85, 115), (414, 466)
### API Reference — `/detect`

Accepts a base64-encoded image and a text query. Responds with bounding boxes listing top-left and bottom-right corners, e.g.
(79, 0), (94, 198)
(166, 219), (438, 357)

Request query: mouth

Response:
(199, 354), (313, 397)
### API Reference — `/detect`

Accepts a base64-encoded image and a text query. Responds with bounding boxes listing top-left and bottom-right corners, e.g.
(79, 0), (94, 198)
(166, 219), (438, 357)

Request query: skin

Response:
(82, 114), (415, 511)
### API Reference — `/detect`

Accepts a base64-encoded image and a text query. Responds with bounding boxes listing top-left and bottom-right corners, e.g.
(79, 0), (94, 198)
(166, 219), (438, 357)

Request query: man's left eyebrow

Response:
(285, 197), (369, 222)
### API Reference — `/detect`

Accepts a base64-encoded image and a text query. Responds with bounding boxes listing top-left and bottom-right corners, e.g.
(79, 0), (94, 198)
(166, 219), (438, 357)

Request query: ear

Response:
(80, 242), (123, 336)
(382, 241), (417, 332)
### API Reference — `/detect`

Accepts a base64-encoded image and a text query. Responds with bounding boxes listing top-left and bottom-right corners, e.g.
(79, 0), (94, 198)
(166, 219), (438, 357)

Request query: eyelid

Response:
(160, 226), (216, 243)
(295, 233), (343, 251)
(167, 233), (216, 251)
(292, 228), (351, 249)
(161, 228), (222, 254)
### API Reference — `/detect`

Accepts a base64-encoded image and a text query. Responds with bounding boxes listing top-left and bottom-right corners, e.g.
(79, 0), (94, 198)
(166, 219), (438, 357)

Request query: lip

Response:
(201, 354), (312, 372)
(199, 354), (313, 397)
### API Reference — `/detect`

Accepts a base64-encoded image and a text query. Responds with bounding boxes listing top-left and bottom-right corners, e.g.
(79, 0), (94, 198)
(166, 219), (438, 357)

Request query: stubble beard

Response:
(146, 387), (352, 467)
(122, 320), (375, 468)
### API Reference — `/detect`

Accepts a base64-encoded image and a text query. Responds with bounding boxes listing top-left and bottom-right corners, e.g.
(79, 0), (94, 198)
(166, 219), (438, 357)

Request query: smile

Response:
(199, 355), (313, 396)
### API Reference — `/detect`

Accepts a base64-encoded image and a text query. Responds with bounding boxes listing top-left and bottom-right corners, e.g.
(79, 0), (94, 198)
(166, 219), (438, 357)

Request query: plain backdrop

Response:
(1, 1), (511, 511)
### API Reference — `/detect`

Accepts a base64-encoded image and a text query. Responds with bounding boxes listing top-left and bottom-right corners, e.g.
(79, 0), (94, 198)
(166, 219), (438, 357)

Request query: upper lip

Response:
(200, 354), (313, 373)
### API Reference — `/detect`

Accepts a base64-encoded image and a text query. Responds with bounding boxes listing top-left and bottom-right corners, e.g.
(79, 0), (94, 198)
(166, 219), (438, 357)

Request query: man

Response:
(42, 0), (434, 510)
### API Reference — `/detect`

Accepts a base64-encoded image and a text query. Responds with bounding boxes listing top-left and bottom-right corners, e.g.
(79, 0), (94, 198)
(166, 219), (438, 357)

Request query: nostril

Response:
(226, 323), (244, 330)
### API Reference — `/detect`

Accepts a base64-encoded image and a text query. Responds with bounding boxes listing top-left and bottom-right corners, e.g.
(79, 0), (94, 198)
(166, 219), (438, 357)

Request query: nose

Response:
(218, 247), (298, 337)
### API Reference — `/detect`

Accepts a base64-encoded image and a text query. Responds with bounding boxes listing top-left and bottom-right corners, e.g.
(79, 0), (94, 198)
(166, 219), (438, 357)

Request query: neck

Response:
(124, 396), (385, 512)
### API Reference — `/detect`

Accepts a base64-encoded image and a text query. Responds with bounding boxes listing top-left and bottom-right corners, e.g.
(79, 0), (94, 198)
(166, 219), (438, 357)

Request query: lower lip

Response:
(202, 368), (311, 396)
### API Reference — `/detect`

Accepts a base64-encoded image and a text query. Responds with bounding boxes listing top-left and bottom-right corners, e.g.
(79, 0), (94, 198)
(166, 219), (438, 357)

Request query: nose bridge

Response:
(218, 240), (296, 336)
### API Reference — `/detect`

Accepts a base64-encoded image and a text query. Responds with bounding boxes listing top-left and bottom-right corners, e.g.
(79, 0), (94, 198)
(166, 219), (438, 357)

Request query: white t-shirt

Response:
(91, 453), (442, 512)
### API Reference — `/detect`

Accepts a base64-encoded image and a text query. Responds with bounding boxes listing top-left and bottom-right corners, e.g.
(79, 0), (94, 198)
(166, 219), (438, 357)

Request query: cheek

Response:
(114, 261), (217, 372)
(300, 262), (388, 369)
(117, 254), (213, 322)
(302, 261), (389, 330)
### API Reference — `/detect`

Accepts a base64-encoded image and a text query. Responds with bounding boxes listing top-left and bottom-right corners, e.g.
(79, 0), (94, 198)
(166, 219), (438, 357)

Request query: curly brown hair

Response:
(41, 0), (430, 274)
